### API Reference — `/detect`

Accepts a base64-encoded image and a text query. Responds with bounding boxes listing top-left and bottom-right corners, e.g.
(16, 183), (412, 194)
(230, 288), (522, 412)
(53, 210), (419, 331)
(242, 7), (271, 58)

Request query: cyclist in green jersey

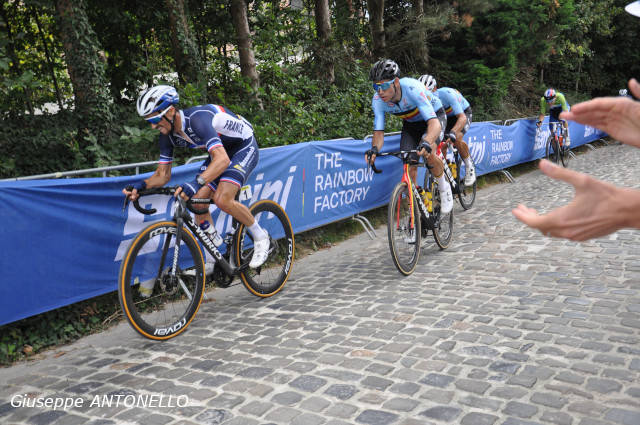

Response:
(537, 88), (571, 148)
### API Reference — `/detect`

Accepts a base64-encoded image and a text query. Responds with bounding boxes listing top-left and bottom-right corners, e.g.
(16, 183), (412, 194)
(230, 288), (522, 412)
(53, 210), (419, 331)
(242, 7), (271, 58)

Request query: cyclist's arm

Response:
(123, 163), (171, 200)
(367, 97), (386, 164)
(199, 146), (231, 184)
(538, 97), (547, 124)
(451, 112), (467, 140)
(422, 117), (442, 145)
(146, 164), (172, 188)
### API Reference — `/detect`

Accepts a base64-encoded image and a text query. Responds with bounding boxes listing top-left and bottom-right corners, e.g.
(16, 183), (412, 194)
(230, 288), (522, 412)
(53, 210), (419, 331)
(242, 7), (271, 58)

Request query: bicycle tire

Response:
(118, 221), (205, 340)
(546, 135), (560, 164)
(457, 156), (476, 210)
(560, 142), (570, 168)
(233, 199), (295, 297)
(387, 181), (421, 275)
(429, 177), (454, 249)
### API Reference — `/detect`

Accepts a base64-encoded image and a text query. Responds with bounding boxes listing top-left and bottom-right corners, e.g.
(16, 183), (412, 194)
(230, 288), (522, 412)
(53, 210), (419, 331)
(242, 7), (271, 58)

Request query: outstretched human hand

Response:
(512, 160), (638, 241)
(560, 79), (640, 148)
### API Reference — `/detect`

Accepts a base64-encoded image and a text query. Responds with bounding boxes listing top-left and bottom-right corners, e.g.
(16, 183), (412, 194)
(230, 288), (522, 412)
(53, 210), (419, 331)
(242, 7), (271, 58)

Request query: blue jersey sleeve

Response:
(372, 94), (386, 131)
(157, 135), (174, 165)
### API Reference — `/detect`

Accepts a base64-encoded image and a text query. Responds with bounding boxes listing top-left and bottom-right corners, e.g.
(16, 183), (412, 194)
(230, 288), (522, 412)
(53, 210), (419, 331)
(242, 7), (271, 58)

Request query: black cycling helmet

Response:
(370, 59), (399, 82)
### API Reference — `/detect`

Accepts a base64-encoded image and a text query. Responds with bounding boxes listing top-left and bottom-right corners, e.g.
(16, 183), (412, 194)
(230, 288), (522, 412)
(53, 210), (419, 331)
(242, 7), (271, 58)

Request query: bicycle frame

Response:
(173, 200), (244, 278)
(549, 121), (565, 145)
(131, 188), (246, 280)
(376, 152), (432, 233)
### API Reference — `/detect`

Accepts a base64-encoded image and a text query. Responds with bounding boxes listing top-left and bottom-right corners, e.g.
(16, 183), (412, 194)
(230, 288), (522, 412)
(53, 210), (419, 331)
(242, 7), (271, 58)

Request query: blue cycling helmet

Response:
(136, 85), (179, 116)
(544, 88), (556, 102)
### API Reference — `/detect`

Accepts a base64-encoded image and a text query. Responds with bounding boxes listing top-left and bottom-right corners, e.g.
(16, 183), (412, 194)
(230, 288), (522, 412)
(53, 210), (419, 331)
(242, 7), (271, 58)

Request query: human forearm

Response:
(145, 165), (171, 188)
(424, 118), (441, 144)
(618, 187), (640, 230)
(200, 150), (230, 183)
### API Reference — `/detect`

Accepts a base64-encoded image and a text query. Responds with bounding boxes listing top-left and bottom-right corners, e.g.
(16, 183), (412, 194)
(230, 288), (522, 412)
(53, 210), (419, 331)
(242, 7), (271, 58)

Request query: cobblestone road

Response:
(2, 141), (640, 425)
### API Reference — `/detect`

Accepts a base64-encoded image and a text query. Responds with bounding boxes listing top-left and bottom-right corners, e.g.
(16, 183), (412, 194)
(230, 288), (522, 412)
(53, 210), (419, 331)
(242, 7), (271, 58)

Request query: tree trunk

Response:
(230, 0), (263, 109)
(315, 0), (334, 84)
(54, 0), (113, 163)
(165, 0), (204, 92)
(411, 0), (428, 70)
(31, 6), (64, 111)
(367, 0), (385, 59)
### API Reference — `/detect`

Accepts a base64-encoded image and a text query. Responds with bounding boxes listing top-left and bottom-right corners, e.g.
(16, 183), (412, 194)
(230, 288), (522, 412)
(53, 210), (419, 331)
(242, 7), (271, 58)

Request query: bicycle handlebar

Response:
(367, 150), (422, 174)
(124, 186), (213, 215)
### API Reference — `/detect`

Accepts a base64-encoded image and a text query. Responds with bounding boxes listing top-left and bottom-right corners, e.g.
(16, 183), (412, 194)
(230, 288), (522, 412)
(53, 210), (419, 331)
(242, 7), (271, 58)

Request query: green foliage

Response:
(1, 0), (639, 179)
(0, 292), (120, 365)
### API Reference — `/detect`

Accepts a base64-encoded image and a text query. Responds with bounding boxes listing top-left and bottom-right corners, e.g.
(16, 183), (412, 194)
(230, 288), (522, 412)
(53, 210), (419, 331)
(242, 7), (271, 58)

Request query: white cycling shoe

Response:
(250, 237), (271, 268)
(464, 163), (476, 186)
(440, 182), (454, 214)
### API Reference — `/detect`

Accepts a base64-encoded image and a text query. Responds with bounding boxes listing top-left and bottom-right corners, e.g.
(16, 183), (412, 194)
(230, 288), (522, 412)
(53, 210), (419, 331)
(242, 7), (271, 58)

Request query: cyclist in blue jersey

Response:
(537, 88), (571, 149)
(365, 59), (453, 214)
(123, 85), (270, 272)
(419, 74), (476, 186)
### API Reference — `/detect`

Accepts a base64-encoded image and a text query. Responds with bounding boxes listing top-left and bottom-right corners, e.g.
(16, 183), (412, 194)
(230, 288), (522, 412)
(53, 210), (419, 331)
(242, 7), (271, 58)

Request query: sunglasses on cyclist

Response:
(372, 80), (394, 92)
(145, 107), (171, 124)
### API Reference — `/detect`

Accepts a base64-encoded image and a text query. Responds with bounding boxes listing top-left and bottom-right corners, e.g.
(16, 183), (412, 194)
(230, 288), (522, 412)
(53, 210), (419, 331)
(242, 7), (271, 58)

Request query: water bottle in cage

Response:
(200, 220), (223, 247)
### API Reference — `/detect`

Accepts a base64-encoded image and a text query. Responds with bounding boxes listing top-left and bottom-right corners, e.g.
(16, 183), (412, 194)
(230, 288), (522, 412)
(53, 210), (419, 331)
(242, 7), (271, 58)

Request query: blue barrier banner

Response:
(0, 119), (607, 326)
(466, 119), (607, 176)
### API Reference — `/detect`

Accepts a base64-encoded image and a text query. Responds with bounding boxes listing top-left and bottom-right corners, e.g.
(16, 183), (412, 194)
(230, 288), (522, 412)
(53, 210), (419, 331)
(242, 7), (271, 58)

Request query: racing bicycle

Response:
(437, 133), (476, 210)
(118, 186), (294, 340)
(541, 121), (570, 167)
(369, 150), (454, 275)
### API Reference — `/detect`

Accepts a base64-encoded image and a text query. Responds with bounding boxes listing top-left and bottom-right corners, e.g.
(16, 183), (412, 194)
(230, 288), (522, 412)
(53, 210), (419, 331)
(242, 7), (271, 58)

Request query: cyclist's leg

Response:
(211, 140), (259, 227)
(400, 121), (424, 187)
(191, 158), (216, 225)
(212, 139), (268, 267)
(425, 115), (453, 214)
(453, 108), (472, 159)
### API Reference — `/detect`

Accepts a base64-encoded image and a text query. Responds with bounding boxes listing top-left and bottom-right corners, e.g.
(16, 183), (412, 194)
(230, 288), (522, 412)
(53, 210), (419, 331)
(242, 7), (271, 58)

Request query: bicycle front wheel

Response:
(560, 141), (570, 168)
(546, 136), (560, 164)
(457, 157), (476, 210)
(234, 200), (295, 297)
(430, 178), (454, 249)
(118, 221), (205, 340)
(387, 182), (421, 275)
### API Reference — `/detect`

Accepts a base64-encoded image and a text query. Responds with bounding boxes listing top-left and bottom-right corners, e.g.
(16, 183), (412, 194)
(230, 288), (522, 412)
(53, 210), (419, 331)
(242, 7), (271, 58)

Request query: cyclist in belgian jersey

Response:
(365, 59), (453, 214)
(537, 88), (571, 148)
(122, 85), (270, 271)
(419, 74), (476, 186)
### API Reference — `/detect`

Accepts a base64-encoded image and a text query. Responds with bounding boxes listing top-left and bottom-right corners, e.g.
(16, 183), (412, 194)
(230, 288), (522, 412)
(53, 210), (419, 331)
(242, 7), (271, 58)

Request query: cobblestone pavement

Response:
(2, 141), (640, 425)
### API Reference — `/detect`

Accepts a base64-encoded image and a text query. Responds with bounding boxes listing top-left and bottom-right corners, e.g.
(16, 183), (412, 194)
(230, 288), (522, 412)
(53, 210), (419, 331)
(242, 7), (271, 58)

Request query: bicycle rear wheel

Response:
(234, 199), (295, 297)
(118, 221), (205, 340)
(387, 182), (421, 275)
(429, 177), (454, 249)
(457, 156), (476, 210)
(546, 136), (560, 164)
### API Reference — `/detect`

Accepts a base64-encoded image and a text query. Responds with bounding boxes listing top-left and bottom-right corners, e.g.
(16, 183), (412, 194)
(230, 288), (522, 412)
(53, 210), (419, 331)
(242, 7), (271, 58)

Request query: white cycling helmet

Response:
(418, 74), (437, 91)
(136, 85), (179, 117)
(626, 1), (640, 17)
